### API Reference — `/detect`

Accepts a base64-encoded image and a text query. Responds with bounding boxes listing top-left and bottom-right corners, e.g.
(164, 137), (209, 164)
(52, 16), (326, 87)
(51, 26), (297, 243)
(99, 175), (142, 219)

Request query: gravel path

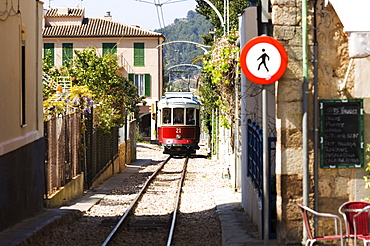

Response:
(32, 143), (229, 246)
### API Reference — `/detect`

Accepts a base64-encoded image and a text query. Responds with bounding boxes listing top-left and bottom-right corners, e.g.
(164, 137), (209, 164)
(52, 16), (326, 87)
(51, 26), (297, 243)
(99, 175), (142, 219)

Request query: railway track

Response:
(29, 143), (223, 246)
(102, 156), (189, 246)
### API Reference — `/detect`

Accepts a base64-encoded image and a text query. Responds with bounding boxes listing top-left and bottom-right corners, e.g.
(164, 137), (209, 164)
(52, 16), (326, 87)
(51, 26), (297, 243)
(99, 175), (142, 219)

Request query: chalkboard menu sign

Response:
(320, 99), (364, 168)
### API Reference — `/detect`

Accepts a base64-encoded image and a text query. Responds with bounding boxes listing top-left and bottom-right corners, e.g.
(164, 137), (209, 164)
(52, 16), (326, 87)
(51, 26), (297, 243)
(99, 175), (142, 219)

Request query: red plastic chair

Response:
(339, 201), (370, 246)
(353, 205), (370, 245)
(297, 203), (344, 246)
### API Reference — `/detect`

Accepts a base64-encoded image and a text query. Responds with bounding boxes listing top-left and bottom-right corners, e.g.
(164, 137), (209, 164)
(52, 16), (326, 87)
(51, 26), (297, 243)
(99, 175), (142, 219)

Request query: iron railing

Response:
(247, 119), (277, 238)
(81, 111), (119, 189)
(247, 119), (263, 197)
(44, 113), (81, 197)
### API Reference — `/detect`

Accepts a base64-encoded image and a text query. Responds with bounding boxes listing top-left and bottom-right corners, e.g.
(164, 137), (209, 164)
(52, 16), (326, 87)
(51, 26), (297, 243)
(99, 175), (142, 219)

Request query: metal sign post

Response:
(240, 36), (287, 243)
(262, 85), (269, 244)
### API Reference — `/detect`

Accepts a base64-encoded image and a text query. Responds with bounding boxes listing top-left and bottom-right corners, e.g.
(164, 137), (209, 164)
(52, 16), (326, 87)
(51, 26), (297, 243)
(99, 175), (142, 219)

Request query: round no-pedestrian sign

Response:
(240, 36), (288, 85)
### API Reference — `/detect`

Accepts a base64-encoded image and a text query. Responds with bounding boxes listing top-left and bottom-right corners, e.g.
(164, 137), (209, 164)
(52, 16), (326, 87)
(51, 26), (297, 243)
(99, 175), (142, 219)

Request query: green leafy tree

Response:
(195, 0), (250, 37)
(194, 0), (247, 144)
(363, 143), (370, 201)
(42, 48), (143, 132)
(199, 54), (219, 133)
(66, 48), (143, 131)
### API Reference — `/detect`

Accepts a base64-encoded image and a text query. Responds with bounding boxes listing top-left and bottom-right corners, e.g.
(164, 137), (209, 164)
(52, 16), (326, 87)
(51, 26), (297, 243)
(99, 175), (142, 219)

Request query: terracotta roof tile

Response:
(43, 17), (163, 38)
(44, 8), (84, 17)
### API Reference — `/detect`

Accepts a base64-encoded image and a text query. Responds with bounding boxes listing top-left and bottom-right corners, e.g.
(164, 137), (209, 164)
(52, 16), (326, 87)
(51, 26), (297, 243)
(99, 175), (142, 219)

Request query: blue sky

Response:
(45, 0), (197, 31)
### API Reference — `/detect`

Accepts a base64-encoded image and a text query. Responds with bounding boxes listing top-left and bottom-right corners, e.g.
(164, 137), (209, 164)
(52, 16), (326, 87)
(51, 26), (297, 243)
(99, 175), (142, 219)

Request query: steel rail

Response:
(101, 156), (171, 246)
(166, 156), (189, 246)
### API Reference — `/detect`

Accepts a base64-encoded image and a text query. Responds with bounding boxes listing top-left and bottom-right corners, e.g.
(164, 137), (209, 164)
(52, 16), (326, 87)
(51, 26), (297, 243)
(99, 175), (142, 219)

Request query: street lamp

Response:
(156, 40), (211, 54)
(203, 0), (226, 35)
(166, 64), (202, 92)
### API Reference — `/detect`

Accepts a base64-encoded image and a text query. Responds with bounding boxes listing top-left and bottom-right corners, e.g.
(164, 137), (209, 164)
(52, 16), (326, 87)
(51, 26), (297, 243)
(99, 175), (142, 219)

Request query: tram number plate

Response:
(176, 128), (181, 133)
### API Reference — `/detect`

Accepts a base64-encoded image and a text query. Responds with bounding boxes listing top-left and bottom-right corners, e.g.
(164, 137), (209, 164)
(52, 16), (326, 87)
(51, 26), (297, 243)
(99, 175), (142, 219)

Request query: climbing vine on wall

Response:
(200, 31), (240, 130)
(363, 143), (370, 201)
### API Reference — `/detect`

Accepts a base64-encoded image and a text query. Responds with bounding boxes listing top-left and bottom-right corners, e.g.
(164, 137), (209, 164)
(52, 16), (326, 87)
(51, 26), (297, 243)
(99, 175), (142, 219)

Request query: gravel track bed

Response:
(111, 157), (186, 245)
(33, 143), (229, 246)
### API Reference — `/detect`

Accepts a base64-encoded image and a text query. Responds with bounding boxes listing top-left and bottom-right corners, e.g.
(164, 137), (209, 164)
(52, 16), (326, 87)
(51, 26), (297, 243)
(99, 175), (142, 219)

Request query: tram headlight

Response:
(176, 134), (181, 139)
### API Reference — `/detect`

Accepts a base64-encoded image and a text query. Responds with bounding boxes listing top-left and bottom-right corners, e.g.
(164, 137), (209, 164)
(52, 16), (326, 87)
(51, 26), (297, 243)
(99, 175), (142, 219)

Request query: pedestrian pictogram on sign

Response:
(257, 48), (270, 72)
(240, 36), (288, 85)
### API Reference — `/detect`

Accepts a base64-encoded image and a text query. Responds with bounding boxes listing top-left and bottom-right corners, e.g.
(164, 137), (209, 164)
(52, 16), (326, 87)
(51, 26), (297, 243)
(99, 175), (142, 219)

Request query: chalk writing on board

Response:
(320, 100), (363, 168)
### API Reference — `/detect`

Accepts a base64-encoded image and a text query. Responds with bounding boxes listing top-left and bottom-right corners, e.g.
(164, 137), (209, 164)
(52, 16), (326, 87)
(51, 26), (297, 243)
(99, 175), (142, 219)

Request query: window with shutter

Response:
(134, 43), (144, 66)
(135, 74), (145, 96)
(103, 43), (117, 56)
(145, 74), (151, 97)
(44, 43), (54, 66)
(129, 73), (151, 97)
(62, 43), (73, 66)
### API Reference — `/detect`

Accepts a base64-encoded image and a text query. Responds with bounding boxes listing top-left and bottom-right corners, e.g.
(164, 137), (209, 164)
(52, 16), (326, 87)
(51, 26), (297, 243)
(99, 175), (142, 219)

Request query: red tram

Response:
(157, 92), (201, 155)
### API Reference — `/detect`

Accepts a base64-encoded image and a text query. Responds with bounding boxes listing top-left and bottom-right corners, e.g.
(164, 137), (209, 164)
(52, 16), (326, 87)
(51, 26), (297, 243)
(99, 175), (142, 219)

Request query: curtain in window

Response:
(128, 73), (151, 97)
(135, 74), (145, 96)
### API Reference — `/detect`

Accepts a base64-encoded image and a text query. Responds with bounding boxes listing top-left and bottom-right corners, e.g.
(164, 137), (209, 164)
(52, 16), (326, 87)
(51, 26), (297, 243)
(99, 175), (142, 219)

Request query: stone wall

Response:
(272, 0), (353, 243)
(311, 0), (355, 211)
(273, 0), (305, 243)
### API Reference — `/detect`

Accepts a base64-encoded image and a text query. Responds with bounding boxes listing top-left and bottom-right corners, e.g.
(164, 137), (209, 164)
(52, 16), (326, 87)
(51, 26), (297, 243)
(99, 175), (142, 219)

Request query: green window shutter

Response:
(62, 43), (73, 66)
(103, 43), (117, 56)
(145, 73), (151, 97)
(134, 43), (144, 66)
(43, 43), (54, 66)
(128, 73), (134, 83)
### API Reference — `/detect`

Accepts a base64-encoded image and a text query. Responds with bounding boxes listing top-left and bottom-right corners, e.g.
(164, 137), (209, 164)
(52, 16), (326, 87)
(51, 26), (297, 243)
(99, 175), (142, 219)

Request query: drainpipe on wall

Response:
(302, 0), (309, 242)
(235, 47), (241, 190)
(313, 0), (319, 233)
(158, 38), (162, 98)
(36, 0), (40, 132)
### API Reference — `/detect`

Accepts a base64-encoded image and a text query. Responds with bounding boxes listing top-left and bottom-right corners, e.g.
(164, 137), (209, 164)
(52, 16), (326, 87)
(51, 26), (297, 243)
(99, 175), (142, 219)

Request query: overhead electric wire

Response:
(136, 0), (188, 29)
(159, 3), (166, 28)
(154, 0), (165, 29)
(162, 0), (187, 4)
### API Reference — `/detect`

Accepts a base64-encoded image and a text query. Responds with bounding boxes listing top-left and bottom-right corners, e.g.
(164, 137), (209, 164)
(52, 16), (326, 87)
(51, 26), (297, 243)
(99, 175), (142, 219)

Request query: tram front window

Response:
(173, 108), (184, 124)
(186, 108), (195, 125)
(163, 108), (171, 124)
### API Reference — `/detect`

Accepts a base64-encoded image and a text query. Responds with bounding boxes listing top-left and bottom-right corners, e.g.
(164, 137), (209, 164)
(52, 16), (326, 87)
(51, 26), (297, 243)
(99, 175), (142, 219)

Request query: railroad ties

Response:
(102, 156), (189, 246)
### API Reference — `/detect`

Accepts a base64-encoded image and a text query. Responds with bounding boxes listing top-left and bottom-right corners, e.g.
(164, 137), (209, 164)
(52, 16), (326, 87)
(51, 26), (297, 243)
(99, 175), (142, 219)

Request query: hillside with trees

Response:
(155, 10), (213, 91)
(155, 10), (213, 68)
